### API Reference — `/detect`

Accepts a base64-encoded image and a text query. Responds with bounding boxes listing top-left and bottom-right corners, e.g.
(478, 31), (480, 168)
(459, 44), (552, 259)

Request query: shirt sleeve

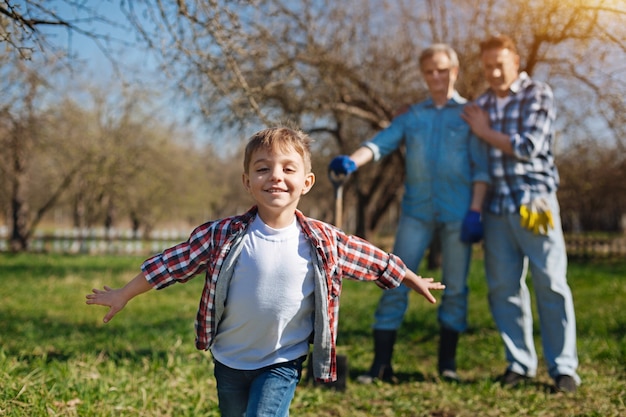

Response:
(510, 83), (556, 161)
(469, 131), (491, 184)
(336, 233), (406, 289)
(361, 115), (407, 161)
(141, 222), (215, 290)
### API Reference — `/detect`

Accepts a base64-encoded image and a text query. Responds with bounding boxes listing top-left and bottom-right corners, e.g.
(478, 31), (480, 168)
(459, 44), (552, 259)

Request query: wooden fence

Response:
(565, 235), (626, 260)
(0, 228), (625, 259)
(0, 227), (190, 256)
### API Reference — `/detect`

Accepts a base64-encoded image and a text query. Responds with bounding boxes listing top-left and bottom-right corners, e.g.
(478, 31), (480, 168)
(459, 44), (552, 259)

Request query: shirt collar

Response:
(424, 90), (466, 108)
(507, 71), (529, 94)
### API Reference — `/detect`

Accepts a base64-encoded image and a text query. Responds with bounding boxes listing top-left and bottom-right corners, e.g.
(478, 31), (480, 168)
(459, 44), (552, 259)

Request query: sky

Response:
(34, 1), (213, 146)
(47, 2), (156, 81)
(24, 0), (626, 153)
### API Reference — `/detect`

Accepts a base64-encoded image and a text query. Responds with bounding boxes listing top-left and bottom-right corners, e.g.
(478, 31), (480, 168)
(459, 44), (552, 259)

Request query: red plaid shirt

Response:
(141, 206), (406, 382)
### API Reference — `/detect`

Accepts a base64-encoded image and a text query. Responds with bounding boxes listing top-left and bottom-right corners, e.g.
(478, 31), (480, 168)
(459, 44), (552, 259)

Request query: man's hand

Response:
(461, 103), (491, 138)
(328, 155), (357, 176)
(328, 155), (358, 188)
(461, 210), (483, 243)
(462, 103), (514, 155)
(520, 197), (554, 235)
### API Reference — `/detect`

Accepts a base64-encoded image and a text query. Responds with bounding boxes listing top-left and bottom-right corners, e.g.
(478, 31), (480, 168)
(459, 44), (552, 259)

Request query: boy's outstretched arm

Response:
(401, 269), (445, 304)
(86, 272), (153, 323)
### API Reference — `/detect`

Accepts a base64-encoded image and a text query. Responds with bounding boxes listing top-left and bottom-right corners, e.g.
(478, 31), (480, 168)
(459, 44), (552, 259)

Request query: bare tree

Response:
(0, 61), (94, 251)
(2, 0), (623, 241)
(122, 0), (624, 236)
(1, 0), (134, 67)
(0, 1), (146, 251)
(58, 85), (210, 238)
(124, 0), (428, 236)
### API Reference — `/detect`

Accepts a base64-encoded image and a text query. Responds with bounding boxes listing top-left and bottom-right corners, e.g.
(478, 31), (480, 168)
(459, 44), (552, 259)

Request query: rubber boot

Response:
(357, 329), (397, 384)
(438, 326), (460, 382)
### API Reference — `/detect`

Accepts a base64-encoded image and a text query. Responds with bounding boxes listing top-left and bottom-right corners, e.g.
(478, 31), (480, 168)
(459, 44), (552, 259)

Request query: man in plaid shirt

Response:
(462, 35), (580, 393)
(87, 126), (445, 416)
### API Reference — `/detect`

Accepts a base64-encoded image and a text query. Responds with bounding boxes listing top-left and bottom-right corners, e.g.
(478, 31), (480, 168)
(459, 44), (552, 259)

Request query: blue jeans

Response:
(374, 214), (472, 332)
(213, 356), (305, 417)
(483, 193), (580, 384)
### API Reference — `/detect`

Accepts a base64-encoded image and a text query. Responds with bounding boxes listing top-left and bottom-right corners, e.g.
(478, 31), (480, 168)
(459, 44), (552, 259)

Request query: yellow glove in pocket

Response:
(519, 197), (554, 235)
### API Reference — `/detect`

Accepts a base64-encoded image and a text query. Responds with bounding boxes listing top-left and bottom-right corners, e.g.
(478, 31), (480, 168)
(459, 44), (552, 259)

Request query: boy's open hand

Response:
(401, 270), (445, 304)
(86, 272), (152, 323)
(86, 286), (128, 323)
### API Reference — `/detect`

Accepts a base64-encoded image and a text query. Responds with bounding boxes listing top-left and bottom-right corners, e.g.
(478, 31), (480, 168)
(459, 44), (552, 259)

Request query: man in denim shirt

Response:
(329, 44), (490, 383)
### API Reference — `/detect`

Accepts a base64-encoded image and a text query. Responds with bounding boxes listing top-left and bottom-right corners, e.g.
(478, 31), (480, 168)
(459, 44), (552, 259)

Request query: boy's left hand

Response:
(401, 270), (445, 304)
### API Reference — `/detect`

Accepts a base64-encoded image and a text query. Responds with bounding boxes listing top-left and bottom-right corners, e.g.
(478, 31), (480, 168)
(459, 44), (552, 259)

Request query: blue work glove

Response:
(328, 155), (357, 176)
(460, 210), (483, 243)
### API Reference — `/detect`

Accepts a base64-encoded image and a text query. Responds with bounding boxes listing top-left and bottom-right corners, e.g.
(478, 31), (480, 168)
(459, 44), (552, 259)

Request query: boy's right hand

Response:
(86, 286), (128, 323)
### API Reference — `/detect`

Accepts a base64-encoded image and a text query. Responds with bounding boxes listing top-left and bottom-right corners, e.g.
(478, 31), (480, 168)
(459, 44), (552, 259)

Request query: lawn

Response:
(0, 252), (624, 416)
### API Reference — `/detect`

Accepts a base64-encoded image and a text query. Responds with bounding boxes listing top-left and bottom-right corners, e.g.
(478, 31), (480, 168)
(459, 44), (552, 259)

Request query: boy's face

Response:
(242, 146), (315, 220)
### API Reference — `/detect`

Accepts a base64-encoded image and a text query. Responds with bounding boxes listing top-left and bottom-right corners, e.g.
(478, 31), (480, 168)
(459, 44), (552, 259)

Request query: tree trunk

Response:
(8, 126), (30, 252)
(10, 184), (29, 252)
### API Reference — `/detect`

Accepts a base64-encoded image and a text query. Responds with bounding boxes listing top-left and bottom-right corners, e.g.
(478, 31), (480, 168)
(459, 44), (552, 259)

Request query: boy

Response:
(86, 126), (445, 416)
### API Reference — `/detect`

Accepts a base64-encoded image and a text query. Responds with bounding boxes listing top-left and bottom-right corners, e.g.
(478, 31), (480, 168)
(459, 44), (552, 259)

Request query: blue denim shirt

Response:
(363, 92), (490, 223)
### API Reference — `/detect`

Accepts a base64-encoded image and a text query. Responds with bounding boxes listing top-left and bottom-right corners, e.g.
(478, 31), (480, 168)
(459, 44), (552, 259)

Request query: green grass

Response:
(0, 252), (624, 416)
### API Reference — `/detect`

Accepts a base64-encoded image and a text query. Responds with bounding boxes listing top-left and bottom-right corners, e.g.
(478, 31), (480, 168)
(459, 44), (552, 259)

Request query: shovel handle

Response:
(328, 171), (349, 229)
(334, 183), (344, 229)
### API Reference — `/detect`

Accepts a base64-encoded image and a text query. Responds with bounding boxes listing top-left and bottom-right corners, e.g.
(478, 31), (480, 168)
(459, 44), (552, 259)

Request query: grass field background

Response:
(1, 252), (625, 416)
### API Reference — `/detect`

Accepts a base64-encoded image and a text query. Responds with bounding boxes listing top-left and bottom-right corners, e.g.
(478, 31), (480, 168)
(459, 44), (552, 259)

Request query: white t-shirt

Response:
(496, 95), (512, 120)
(210, 215), (315, 369)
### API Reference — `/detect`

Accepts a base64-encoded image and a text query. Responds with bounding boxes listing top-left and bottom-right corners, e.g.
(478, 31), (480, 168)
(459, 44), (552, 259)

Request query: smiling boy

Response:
(86, 126), (444, 416)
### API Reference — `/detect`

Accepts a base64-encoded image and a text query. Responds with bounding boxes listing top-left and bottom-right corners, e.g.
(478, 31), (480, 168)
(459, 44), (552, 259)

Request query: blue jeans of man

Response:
(483, 193), (580, 384)
(373, 214), (472, 332)
(214, 356), (305, 417)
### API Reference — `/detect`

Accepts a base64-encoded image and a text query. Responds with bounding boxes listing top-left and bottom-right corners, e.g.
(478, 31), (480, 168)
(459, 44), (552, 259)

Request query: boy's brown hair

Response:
(243, 127), (313, 173)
